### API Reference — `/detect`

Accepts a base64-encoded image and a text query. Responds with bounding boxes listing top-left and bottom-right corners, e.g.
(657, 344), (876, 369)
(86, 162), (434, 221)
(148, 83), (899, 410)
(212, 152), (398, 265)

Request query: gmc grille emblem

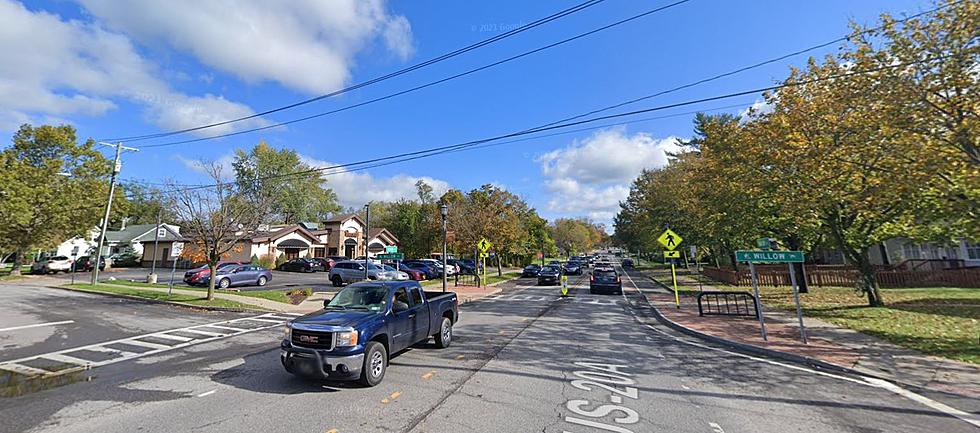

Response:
(299, 335), (318, 343)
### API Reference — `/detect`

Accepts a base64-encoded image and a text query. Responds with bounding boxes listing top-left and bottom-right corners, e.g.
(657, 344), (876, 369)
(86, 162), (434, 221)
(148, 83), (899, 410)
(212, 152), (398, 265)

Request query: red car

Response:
(183, 261), (246, 286)
(398, 267), (425, 281)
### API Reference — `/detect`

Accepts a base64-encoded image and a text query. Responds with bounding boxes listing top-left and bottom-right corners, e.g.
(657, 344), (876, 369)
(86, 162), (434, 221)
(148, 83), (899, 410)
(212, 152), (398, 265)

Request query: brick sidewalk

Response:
(641, 269), (980, 399)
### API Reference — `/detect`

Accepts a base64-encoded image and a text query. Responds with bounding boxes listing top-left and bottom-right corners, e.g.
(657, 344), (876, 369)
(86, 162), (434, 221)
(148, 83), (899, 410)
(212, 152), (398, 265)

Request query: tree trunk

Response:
(496, 254), (502, 277)
(207, 262), (216, 301)
(10, 249), (25, 276)
(854, 250), (884, 307)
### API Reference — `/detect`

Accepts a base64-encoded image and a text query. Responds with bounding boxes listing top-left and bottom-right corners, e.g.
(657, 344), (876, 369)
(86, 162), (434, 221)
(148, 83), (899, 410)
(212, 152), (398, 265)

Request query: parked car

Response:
(379, 264), (410, 281)
(622, 258), (634, 268)
(590, 267), (622, 295)
(31, 256), (73, 274)
(417, 259), (456, 276)
(537, 265), (562, 286)
(330, 260), (383, 286)
(109, 252), (140, 267)
(402, 261), (440, 279)
(203, 264), (273, 289)
(310, 257), (335, 271)
(183, 261), (245, 286)
(278, 258), (318, 273)
(326, 255), (350, 263)
(398, 267), (425, 281)
(281, 281), (458, 386)
(72, 256), (106, 272)
(521, 264), (541, 277)
(447, 259), (475, 275)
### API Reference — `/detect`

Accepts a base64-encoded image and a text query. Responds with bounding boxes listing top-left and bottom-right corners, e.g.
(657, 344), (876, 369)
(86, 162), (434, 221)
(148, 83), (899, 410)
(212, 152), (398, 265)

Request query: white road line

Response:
(0, 363), (51, 376)
(85, 346), (140, 357)
(42, 353), (93, 366)
(196, 389), (217, 397)
(241, 317), (285, 324)
(709, 422), (725, 433)
(0, 320), (75, 333)
(122, 339), (173, 350)
(617, 268), (980, 429)
(180, 328), (226, 337)
(203, 324), (248, 332)
(149, 333), (195, 342)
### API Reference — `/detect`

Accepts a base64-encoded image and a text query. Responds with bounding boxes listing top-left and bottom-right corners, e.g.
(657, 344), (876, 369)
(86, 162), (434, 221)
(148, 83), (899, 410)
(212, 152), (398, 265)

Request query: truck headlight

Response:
(335, 330), (358, 347)
(283, 324), (292, 341)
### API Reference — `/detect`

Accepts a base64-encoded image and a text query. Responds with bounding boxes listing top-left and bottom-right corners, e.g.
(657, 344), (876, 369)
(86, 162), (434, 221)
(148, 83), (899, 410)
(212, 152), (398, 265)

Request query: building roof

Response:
(323, 213), (365, 226)
(368, 228), (399, 244)
(107, 224), (182, 243)
(251, 224), (319, 244)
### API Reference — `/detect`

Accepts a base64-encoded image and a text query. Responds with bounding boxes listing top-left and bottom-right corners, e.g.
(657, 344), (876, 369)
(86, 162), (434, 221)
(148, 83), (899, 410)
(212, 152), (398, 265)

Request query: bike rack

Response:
(696, 291), (759, 318)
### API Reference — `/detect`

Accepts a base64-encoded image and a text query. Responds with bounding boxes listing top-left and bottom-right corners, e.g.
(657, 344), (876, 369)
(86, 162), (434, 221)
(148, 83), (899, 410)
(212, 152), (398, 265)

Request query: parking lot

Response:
(42, 267), (337, 292)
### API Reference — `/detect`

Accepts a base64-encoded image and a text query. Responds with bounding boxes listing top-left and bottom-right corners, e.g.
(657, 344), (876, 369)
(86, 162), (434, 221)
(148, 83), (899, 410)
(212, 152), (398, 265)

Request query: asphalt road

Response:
(42, 267), (337, 292)
(2, 263), (977, 432)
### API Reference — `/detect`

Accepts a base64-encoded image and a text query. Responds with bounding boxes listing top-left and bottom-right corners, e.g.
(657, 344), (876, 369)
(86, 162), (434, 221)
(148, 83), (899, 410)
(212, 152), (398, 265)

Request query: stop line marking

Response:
(0, 312), (300, 381)
(0, 320), (75, 333)
(483, 294), (620, 306)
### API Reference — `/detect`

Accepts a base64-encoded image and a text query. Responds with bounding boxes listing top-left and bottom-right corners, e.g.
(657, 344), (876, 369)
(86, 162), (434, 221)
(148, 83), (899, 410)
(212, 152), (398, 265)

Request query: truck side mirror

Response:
(393, 301), (409, 312)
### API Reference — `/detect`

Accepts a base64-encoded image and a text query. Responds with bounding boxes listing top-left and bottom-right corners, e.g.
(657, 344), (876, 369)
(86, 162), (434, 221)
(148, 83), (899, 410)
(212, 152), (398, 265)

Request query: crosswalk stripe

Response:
(42, 353), (93, 366)
(0, 363), (51, 376)
(180, 328), (226, 337)
(149, 333), (195, 342)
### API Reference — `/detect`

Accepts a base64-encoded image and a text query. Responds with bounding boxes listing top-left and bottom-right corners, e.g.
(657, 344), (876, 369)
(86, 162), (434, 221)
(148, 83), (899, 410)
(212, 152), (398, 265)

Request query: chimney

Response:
(120, 217), (129, 230)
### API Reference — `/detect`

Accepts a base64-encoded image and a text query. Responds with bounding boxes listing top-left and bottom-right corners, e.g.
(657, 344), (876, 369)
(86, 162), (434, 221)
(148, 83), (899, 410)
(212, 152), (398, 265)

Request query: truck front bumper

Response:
(280, 342), (364, 381)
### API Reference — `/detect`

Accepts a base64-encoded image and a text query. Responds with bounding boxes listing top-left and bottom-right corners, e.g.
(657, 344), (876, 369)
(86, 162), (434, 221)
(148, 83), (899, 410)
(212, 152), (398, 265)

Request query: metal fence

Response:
(702, 265), (980, 288)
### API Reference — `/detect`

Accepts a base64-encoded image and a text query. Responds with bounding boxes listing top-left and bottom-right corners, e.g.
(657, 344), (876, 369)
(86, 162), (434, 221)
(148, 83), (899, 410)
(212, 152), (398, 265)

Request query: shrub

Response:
(255, 254), (276, 269)
(274, 253), (287, 268)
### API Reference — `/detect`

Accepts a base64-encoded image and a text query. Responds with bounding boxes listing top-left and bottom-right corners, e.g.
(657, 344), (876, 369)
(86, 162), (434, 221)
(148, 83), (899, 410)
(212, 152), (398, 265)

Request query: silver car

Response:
(329, 260), (384, 286)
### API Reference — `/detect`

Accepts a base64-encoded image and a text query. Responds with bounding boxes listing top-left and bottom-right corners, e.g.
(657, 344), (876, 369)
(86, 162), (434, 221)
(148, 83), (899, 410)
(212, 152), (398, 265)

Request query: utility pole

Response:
(91, 142), (138, 285)
(149, 207), (161, 282)
(363, 204), (370, 281)
(440, 203), (448, 293)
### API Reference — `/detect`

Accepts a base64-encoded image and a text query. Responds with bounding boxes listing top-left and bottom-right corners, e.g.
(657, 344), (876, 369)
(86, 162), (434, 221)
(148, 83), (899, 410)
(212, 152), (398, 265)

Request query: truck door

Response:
(408, 287), (430, 344)
(390, 287), (414, 352)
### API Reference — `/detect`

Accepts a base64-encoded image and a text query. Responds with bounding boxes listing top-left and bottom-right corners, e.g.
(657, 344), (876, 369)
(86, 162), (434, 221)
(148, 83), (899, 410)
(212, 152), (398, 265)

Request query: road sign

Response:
(657, 229), (683, 250)
(377, 253), (404, 260)
(663, 250), (680, 259)
(71, 246), (79, 257)
(735, 250), (804, 263)
(385, 246), (398, 253)
(479, 252), (489, 258)
(477, 238), (491, 252)
(170, 242), (184, 258)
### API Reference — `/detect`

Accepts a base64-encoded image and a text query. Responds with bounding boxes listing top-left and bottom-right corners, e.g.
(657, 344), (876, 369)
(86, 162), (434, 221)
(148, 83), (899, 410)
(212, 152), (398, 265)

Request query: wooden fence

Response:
(701, 265), (980, 288)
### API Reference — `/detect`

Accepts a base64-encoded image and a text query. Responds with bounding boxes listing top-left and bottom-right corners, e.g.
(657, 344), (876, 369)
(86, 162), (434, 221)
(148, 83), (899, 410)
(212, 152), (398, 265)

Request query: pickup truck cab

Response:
(281, 281), (458, 386)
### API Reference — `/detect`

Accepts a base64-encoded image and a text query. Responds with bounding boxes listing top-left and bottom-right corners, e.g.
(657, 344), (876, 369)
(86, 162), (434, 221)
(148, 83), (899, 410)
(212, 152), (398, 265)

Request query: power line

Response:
(102, 0), (609, 142)
(156, 55), (944, 195)
(135, 0), (953, 150)
(138, 0), (695, 149)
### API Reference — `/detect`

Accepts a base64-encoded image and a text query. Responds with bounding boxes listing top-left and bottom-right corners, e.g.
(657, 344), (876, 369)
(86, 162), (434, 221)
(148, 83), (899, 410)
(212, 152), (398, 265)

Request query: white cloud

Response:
(175, 154), (237, 180)
(739, 99), (774, 121)
(0, 0), (264, 134)
(538, 127), (683, 224)
(299, 156), (450, 207)
(78, 0), (414, 95)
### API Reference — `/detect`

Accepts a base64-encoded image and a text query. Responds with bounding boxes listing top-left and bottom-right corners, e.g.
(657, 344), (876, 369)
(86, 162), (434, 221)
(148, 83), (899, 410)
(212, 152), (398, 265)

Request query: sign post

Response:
(168, 242), (184, 296)
(477, 238), (491, 288)
(70, 246), (79, 285)
(735, 250), (807, 343)
(560, 273), (568, 297)
(657, 229), (683, 308)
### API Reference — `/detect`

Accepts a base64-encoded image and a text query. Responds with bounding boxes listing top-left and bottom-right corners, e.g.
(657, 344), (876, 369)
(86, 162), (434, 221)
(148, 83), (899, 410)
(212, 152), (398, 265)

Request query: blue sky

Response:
(1, 0), (934, 229)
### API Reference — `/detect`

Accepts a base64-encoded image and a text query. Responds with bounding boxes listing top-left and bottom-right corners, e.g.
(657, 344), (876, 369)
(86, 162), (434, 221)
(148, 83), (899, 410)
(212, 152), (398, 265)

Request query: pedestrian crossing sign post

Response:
(657, 228), (683, 308)
(477, 238), (491, 287)
(560, 274), (569, 297)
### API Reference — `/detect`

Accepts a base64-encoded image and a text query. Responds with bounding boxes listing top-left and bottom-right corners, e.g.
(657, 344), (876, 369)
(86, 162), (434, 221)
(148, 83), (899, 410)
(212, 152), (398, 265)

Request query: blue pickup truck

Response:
(281, 281), (459, 386)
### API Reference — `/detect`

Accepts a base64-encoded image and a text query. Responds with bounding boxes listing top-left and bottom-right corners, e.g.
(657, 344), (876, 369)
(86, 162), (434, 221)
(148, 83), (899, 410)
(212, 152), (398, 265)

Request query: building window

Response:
(967, 242), (980, 260)
(901, 243), (922, 260)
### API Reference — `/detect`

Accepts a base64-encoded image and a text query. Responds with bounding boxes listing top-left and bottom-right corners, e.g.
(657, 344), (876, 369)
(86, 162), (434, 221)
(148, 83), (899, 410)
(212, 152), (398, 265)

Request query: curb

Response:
(635, 272), (980, 399)
(48, 285), (270, 314)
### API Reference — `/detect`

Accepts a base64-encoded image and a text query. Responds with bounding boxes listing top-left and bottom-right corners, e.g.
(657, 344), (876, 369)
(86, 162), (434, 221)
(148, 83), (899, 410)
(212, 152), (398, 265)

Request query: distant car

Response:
(31, 256), (73, 274)
(448, 259), (475, 275)
(402, 260), (441, 279)
(380, 264), (411, 281)
(184, 261), (245, 286)
(418, 259), (456, 276)
(203, 264), (272, 289)
(330, 260), (384, 286)
(326, 255), (350, 263)
(622, 258), (634, 268)
(398, 267), (425, 281)
(73, 256), (106, 272)
(564, 261), (583, 275)
(521, 264), (541, 277)
(278, 258), (318, 273)
(537, 265), (562, 286)
(309, 257), (334, 271)
(590, 267), (622, 295)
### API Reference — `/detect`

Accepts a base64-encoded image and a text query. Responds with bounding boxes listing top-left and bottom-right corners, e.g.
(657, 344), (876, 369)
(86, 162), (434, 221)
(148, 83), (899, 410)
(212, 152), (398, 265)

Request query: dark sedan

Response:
(537, 265), (562, 286)
(73, 256), (106, 272)
(564, 261), (583, 275)
(278, 258), (318, 273)
(204, 264), (273, 289)
(521, 264), (541, 277)
(184, 261), (245, 286)
(622, 258), (634, 268)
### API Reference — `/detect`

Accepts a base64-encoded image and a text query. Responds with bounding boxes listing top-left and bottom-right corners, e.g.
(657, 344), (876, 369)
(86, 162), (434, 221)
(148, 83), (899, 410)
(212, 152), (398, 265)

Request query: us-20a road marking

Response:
(0, 312), (299, 380)
(562, 361), (641, 433)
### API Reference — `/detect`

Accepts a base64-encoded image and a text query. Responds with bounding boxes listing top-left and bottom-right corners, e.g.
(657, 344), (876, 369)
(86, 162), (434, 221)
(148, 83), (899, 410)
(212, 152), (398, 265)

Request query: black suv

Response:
(537, 265), (562, 285)
(521, 264), (541, 277)
(590, 267), (622, 295)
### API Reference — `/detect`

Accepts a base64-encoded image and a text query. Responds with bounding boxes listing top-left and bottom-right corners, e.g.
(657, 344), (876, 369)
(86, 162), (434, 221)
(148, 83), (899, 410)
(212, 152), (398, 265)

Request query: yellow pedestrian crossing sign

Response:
(560, 274), (569, 296)
(658, 229), (683, 250)
(663, 250), (680, 259)
(477, 238), (491, 252)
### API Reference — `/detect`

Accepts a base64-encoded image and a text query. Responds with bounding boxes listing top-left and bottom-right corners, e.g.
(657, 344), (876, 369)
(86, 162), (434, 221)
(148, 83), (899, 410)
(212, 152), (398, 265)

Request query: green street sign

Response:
(385, 246), (398, 253)
(735, 250), (804, 263)
(376, 253), (404, 260)
(756, 238), (772, 249)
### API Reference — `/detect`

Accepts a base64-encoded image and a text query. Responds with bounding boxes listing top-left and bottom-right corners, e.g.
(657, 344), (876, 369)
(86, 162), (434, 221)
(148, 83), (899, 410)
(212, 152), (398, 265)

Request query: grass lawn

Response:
(64, 283), (267, 310)
(108, 280), (297, 304)
(653, 269), (980, 364)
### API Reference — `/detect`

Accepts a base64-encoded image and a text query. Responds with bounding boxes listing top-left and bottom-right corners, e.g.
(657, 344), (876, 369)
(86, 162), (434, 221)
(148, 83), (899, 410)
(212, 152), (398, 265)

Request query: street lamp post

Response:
(440, 203), (448, 293)
(363, 204), (370, 281)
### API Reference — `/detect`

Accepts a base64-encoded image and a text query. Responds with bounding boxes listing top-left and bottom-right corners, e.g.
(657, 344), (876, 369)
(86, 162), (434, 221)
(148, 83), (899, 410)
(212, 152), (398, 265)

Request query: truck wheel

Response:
(359, 341), (387, 387)
(434, 317), (452, 348)
(331, 275), (343, 287)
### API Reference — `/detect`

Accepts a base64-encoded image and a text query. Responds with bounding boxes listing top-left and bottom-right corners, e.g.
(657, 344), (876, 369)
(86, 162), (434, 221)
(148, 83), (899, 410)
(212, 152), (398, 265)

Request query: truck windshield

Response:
(326, 285), (388, 311)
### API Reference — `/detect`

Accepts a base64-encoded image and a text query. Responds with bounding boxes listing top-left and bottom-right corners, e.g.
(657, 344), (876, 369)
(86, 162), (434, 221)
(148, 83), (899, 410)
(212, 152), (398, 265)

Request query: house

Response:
(869, 238), (980, 268)
(221, 214), (399, 262)
(53, 222), (183, 266)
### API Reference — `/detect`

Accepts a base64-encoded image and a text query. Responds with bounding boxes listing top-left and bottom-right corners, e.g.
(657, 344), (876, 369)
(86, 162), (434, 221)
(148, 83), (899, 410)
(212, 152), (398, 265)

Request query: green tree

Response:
(0, 124), (115, 275)
(232, 142), (340, 224)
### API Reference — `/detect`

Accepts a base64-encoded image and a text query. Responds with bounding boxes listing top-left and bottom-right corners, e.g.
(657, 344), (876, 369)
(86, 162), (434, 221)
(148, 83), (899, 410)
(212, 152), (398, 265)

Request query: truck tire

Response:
(434, 317), (452, 348)
(359, 341), (387, 387)
(331, 275), (343, 287)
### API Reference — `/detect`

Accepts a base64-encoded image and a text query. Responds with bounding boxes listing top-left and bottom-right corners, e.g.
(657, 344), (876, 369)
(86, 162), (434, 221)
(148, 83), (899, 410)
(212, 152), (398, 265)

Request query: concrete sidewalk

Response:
(640, 269), (980, 399)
